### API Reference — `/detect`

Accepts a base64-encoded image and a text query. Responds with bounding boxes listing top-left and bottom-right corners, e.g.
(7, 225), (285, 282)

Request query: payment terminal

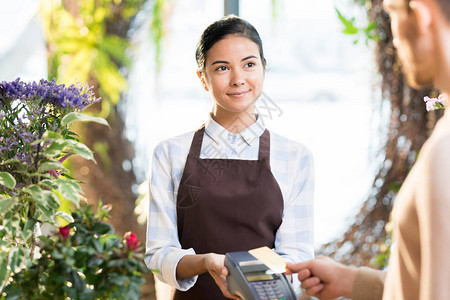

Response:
(225, 251), (296, 300)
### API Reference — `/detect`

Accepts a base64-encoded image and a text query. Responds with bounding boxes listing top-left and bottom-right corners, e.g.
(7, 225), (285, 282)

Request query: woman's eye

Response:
(245, 62), (255, 68)
(215, 66), (228, 71)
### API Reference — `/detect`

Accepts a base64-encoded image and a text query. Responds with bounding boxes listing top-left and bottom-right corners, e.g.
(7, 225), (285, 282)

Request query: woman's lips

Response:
(227, 90), (249, 97)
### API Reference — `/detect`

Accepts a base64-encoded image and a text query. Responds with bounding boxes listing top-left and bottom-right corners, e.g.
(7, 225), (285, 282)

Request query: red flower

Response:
(59, 226), (70, 240)
(124, 231), (139, 251)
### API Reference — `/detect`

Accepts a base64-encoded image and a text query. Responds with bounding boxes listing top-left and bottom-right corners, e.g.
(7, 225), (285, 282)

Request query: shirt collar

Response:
(204, 113), (266, 146)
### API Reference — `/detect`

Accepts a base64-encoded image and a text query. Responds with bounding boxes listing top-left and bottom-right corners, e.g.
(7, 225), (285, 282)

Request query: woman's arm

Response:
(177, 253), (240, 299)
(176, 254), (209, 278)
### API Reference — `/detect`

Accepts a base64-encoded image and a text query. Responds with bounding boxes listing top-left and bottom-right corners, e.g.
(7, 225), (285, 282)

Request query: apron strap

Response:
(258, 129), (270, 161)
(188, 125), (205, 158)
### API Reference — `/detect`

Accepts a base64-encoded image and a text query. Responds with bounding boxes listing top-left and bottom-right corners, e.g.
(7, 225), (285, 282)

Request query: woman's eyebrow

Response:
(242, 55), (258, 61)
(211, 60), (229, 65)
(211, 56), (259, 65)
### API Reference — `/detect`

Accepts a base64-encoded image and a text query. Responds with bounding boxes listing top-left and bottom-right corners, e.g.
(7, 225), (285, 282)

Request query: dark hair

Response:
(195, 15), (266, 72)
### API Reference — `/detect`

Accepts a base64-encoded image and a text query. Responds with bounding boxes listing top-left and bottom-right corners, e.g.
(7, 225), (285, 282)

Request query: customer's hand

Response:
(205, 253), (241, 299)
(286, 256), (356, 300)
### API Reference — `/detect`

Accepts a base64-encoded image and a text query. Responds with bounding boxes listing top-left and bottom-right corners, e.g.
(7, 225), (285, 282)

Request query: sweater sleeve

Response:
(352, 267), (386, 300)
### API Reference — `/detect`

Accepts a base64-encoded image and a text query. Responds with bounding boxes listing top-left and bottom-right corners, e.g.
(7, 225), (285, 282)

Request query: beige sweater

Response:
(353, 111), (450, 300)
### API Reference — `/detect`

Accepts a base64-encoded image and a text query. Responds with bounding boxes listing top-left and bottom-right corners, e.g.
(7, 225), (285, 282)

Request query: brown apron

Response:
(174, 125), (284, 300)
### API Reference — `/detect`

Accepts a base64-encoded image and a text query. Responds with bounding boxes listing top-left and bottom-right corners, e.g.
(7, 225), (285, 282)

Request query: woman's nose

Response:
(230, 70), (245, 86)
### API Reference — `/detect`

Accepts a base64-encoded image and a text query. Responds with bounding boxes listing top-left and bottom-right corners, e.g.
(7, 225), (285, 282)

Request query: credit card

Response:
(248, 246), (287, 274)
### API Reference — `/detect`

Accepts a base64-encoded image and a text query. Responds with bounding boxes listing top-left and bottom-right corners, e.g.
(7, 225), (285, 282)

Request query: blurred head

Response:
(195, 16), (266, 118)
(383, 0), (450, 89)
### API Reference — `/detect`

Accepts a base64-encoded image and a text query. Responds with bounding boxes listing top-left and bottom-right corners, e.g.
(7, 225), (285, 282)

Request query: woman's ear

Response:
(197, 70), (209, 91)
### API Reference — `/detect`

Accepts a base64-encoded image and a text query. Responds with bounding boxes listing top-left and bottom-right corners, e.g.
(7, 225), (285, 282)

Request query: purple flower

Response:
(0, 78), (25, 105)
(1, 78), (100, 112)
(1, 78), (101, 190)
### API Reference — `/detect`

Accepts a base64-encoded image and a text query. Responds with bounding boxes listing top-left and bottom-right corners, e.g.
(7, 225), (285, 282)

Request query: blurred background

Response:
(0, 0), (443, 298)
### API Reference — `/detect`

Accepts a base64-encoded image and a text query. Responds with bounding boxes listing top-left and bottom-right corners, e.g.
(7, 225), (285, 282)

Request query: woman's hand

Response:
(204, 253), (241, 300)
(176, 253), (240, 299)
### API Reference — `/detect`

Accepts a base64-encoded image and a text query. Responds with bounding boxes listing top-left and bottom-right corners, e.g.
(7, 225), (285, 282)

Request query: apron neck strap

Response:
(258, 129), (270, 160)
(189, 125), (270, 161)
(189, 125), (205, 157)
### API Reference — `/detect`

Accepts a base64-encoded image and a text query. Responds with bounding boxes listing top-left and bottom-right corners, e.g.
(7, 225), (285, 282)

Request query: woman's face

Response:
(200, 35), (265, 117)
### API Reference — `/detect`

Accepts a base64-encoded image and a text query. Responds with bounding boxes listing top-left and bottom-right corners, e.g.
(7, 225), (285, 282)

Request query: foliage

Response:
(40, 0), (147, 117)
(271, 0), (283, 23)
(0, 78), (106, 290)
(1, 202), (148, 300)
(150, 0), (166, 73)
(336, 8), (379, 45)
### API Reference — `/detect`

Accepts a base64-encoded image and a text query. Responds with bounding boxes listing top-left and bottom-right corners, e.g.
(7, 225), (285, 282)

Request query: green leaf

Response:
(23, 185), (43, 200)
(0, 195), (14, 216)
(336, 8), (352, 27)
(39, 161), (69, 173)
(90, 238), (104, 253)
(1, 283), (22, 299)
(42, 139), (67, 157)
(92, 222), (113, 235)
(0, 158), (21, 165)
(108, 273), (128, 286)
(100, 233), (121, 249)
(364, 21), (377, 33)
(25, 186), (60, 219)
(42, 130), (63, 140)
(336, 8), (359, 35)
(0, 172), (16, 189)
(0, 252), (9, 290)
(8, 247), (20, 273)
(343, 27), (359, 35)
(42, 190), (61, 210)
(86, 255), (104, 267)
(22, 219), (36, 240)
(64, 139), (95, 162)
(54, 179), (83, 205)
(38, 235), (52, 244)
(61, 112), (110, 127)
(55, 211), (75, 223)
(39, 179), (59, 190)
(69, 269), (86, 291)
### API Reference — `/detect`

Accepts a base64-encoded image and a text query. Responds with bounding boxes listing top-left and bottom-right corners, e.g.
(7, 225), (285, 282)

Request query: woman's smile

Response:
(227, 90), (250, 98)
